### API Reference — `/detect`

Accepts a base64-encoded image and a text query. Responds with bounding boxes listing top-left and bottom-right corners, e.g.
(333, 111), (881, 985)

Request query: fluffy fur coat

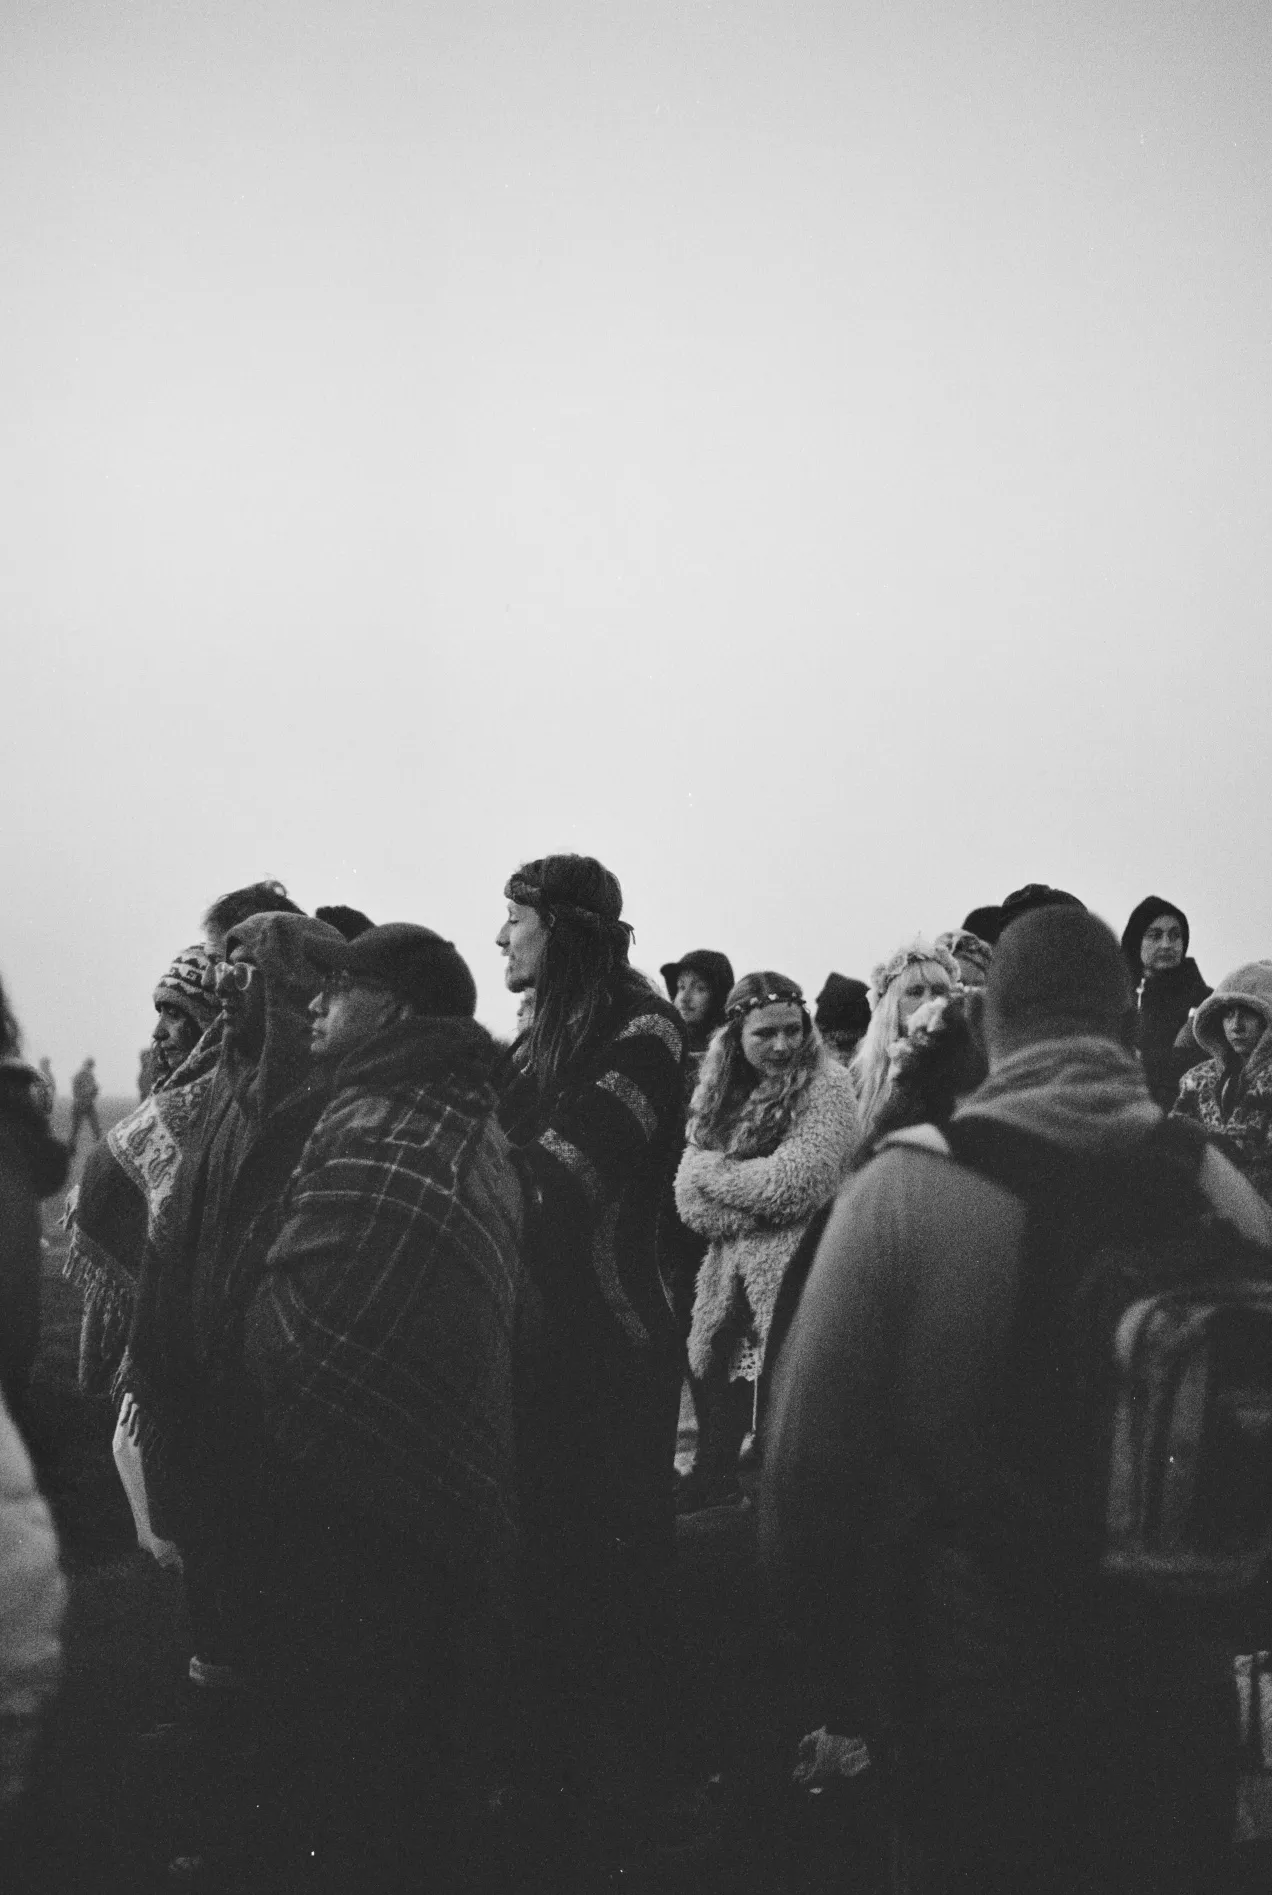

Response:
(677, 1058), (858, 1378)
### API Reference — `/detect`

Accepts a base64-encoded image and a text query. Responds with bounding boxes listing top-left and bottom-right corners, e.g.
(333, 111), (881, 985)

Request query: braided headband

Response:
(726, 987), (807, 1021)
(505, 877), (636, 947)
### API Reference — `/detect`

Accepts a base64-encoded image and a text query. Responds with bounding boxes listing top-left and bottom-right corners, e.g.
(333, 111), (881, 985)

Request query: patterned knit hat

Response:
(153, 945), (219, 1033)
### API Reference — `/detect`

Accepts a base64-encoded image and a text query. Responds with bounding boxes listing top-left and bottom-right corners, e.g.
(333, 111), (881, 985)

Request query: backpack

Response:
(935, 1115), (1272, 1633)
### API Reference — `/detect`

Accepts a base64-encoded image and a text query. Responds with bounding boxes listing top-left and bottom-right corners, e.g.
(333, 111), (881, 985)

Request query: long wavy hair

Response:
(850, 941), (959, 1142)
(509, 856), (649, 1108)
(687, 1013), (824, 1158)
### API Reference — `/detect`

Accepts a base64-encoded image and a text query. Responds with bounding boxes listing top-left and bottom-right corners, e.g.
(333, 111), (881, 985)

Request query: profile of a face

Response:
(1140, 915), (1184, 974)
(309, 978), (398, 1063)
(740, 1001), (807, 1078)
(219, 947), (266, 1046)
(674, 971), (713, 1030)
(896, 964), (952, 1031)
(151, 1002), (199, 1074)
(496, 901), (551, 993)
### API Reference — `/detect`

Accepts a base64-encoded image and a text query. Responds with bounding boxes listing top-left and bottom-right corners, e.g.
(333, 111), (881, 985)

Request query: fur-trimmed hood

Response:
(1192, 961), (1272, 1077)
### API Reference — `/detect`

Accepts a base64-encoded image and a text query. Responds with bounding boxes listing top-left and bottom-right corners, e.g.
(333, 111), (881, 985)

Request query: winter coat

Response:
(677, 1059), (858, 1379)
(1172, 960), (1272, 1205)
(241, 1015), (522, 1622)
(1134, 959), (1211, 1111)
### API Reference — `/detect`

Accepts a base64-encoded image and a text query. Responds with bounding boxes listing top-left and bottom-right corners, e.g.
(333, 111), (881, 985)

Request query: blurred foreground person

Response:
(0, 1378), (66, 1839)
(33, 1061), (55, 1124)
(763, 908), (1272, 1894)
(68, 1057), (101, 1153)
(495, 855), (686, 1842)
(1172, 961), (1272, 1203)
(0, 980), (68, 1412)
(209, 923), (522, 1879)
(676, 972), (857, 1508)
(1121, 896), (1211, 1110)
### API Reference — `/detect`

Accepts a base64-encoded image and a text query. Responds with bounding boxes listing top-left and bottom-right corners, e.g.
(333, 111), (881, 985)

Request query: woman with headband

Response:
(675, 972), (859, 1508)
(849, 939), (961, 1148)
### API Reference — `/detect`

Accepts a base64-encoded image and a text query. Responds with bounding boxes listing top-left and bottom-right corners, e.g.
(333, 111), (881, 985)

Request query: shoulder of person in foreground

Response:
(758, 1139), (1018, 1610)
(0, 1387), (66, 1817)
(1196, 1141), (1272, 1250)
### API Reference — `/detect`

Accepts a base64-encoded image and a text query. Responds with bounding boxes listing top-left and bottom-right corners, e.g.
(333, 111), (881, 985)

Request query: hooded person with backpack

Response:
(1171, 961), (1272, 1203)
(761, 907), (1272, 1895)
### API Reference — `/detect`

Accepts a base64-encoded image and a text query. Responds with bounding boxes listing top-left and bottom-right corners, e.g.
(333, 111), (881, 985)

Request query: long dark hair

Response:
(508, 855), (644, 1106)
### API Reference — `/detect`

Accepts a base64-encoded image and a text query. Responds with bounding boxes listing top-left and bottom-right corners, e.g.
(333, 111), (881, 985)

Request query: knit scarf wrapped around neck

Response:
(955, 1034), (1161, 1154)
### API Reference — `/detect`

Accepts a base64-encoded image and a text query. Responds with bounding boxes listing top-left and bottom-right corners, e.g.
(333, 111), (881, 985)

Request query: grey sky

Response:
(5, 0), (1270, 1091)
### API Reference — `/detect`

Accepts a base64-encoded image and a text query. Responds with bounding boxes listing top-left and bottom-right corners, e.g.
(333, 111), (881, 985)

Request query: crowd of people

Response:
(0, 862), (1270, 1890)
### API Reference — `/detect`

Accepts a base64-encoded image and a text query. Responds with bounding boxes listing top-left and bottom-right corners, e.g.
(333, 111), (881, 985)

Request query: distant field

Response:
(48, 1094), (139, 1189)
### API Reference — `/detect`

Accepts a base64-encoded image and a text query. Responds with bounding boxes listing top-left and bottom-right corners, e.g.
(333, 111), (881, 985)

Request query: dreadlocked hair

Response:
(687, 1015), (824, 1158)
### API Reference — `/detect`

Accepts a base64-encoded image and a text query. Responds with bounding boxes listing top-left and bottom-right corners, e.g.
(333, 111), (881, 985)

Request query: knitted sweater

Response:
(676, 1059), (858, 1379)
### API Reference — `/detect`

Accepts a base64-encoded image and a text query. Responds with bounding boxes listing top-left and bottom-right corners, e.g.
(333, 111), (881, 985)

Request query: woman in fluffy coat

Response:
(676, 972), (858, 1504)
(1171, 960), (1272, 1204)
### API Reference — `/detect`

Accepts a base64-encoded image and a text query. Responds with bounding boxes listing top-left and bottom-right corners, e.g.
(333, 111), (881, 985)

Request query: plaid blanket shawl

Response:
(239, 1016), (522, 1616)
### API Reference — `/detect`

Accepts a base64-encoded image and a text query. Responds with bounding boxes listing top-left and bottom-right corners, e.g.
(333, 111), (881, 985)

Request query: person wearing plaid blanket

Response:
(229, 922), (522, 1877)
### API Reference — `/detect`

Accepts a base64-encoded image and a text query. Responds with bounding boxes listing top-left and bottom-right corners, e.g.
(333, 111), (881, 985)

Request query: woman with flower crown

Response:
(849, 939), (962, 1149)
(674, 971), (859, 1508)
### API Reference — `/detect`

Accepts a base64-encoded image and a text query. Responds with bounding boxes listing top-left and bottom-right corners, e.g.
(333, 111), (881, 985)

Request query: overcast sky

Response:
(4, 0), (1270, 1093)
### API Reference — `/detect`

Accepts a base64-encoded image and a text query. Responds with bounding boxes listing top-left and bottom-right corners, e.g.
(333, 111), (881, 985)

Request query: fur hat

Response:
(1120, 896), (1190, 976)
(153, 945), (220, 1035)
(985, 908), (1132, 1044)
(936, 930), (993, 982)
(1191, 962), (1272, 1062)
(814, 973), (871, 1038)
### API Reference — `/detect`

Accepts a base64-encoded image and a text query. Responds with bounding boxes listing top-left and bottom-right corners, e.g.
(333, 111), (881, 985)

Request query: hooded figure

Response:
(1171, 961), (1272, 1205)
(122, 914), (345, 1580)
(66, 946), (223, 1396)
(1120, 897), (1212, 1112)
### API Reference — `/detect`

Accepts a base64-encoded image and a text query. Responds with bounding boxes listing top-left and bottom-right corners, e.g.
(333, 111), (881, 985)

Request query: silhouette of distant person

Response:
(69, 1058), (101, 1151)
(33, 1058), (56, 1122)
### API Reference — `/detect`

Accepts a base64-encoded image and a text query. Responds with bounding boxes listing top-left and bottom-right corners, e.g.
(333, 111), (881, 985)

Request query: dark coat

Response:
(1135, 958), (1211, 1111)
(0, 1063), (67, 1407)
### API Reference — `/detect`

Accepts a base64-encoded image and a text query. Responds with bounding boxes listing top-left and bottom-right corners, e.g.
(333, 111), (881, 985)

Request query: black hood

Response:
(0, 1062), (69, 1199)
(1120, 895), (1190, 978)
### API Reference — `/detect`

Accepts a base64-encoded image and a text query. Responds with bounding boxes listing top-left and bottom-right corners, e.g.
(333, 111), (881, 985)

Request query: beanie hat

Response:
(962, 905), (1004, 947)
(985, 907), (1132, 1043)
(1191, 962), (1272, 1061)
(725, 971), (807, 1021)
(153, 945), (220, 1034)
(814, 973), (871, 1038)
(660, 950), (735, 1016)
(868, 939), (960, 1012)
(505, 855), (633, 951)
(1120, 896), (1190, 977)
(998, 884), (1087, 934)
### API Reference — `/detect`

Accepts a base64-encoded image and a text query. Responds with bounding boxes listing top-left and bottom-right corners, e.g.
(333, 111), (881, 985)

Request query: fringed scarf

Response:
(63, 1024), (223, 1395)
